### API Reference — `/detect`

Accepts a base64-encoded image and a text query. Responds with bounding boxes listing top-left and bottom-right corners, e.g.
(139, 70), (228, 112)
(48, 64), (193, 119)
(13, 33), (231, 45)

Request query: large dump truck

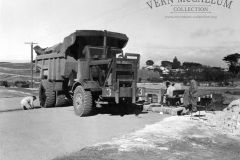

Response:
(35, 30), (145, 116)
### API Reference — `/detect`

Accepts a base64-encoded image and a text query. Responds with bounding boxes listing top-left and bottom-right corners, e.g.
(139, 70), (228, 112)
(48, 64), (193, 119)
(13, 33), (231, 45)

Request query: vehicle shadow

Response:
(96, 105), (148, 117)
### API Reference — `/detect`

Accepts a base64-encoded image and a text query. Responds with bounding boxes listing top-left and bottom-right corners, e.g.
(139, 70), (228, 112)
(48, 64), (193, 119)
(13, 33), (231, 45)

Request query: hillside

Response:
(0, 62), (33, 69)
(0, 63), (39, 82)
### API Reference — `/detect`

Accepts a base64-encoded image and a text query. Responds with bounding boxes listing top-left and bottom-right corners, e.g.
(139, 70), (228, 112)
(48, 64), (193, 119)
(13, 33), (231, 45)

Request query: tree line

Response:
(145, 53), (240, 83)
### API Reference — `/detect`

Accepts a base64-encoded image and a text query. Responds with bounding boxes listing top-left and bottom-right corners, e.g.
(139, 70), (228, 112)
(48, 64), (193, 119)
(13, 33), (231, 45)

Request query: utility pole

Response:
(24, 42), (38, 88)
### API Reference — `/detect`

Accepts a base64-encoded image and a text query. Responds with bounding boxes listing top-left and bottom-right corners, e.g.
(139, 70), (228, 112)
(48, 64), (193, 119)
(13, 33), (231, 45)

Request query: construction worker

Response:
(181, 77), (198, 115)
(188, 76), (198, 112)
(167, 82), (176, 98)
(163, 82), (176, 105)
(21, 96), (37, 110)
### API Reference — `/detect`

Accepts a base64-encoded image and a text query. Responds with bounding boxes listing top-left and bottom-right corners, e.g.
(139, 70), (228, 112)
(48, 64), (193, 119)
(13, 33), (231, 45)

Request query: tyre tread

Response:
(55, 93), (66, 107)
(39, 80), (56, 108)
(73, 86), (92, 117)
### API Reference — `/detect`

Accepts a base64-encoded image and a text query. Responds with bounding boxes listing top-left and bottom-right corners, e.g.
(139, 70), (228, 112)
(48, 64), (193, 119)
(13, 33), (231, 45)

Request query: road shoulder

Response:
(54, 116), (240, 160)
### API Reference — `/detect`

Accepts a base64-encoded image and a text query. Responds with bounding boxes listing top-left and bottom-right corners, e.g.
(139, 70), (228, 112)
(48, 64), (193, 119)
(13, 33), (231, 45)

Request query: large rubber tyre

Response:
(39, 80), (56, 108)
(73, 86), (92, 117)
(55, 92), (66, 107)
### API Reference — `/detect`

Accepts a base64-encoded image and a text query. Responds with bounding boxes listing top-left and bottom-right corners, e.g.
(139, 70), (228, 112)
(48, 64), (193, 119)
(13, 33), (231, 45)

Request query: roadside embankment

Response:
(205, 99), (240, 136)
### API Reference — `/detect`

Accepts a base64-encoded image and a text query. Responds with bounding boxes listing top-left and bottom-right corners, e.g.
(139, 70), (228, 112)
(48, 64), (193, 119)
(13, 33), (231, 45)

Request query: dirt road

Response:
(55, 116), (240, 160)
(0, 103), (167, 160)
(1, 87), (239, 160)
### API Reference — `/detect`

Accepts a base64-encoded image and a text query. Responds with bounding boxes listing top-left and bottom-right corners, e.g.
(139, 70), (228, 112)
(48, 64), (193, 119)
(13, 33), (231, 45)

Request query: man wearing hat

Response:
(21, 96), (37, 110)
(163, 81), (176, 106)
(188, 76), (198, 112)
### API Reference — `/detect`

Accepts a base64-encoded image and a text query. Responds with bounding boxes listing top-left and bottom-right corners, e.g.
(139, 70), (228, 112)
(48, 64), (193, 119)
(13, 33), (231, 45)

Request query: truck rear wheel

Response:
(55, 92), (66, 107)
(73, 86), (92, 116)
(39, 80), (56, 108)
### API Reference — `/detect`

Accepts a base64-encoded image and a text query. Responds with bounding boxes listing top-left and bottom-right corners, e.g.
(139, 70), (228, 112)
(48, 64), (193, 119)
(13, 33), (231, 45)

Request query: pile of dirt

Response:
(206, 99), (240, 136)
(55, 116), (240, 160)
(222, 93), (240, 104)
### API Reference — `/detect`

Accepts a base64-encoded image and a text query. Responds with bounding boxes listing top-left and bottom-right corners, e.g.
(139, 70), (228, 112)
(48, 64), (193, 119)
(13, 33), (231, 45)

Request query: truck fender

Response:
(70, 81), (82, 94)
(71, 81), (101, 93)
(82, 81), (101, 92)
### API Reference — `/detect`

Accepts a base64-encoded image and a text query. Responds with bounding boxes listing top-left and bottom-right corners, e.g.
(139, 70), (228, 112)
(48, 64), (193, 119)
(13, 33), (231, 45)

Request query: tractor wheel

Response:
(73, 86), (92, 117)
(39, 80), (56, 108)
(55, 92), (66, 107)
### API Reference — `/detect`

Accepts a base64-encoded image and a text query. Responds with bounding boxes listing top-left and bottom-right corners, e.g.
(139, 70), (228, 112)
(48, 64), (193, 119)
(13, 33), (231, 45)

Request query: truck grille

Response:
(117, 75), (133, 79)
(117, 64), (132, 69)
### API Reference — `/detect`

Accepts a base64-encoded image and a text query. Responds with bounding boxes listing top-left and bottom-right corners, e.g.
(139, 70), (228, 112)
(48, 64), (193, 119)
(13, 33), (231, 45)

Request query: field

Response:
(0, 62), (32, 69)
(0, 63), (39, 82)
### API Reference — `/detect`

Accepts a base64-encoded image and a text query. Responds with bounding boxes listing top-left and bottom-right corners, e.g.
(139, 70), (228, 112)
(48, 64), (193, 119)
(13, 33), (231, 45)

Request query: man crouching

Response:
(21, 96), (37, 110)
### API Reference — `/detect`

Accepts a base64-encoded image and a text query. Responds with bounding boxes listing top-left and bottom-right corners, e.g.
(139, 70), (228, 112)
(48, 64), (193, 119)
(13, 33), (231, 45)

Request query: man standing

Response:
(21, 96), (37, 110)
(163, 82), (176, 105)
(166, 83), (176, 98)
(189, 76), (198, 112)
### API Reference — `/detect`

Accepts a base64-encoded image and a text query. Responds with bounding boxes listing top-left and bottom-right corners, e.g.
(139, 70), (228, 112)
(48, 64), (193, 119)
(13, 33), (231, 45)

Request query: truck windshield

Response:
(107, 49), (123, 58)
(89, 48), (103, 59)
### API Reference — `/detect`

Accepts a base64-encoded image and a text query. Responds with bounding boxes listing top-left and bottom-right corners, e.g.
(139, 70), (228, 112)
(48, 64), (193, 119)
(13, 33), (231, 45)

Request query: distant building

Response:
(221, 68), (229, 72)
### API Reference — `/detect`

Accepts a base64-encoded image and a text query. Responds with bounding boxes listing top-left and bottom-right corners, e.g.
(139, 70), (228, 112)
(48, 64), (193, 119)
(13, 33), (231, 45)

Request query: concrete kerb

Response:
(152, 106), (185, 116)
(143, 103), (185, 116)
(0, 107), (23, 113)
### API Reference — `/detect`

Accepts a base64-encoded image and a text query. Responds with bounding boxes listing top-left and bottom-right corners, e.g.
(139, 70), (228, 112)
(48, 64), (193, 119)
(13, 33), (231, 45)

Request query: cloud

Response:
(190, 28), (236, 39)
(218, 41), (240, 47)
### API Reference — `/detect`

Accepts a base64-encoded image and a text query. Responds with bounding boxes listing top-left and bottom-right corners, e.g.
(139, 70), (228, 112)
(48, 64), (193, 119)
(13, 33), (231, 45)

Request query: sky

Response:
(1, 0), (240, 68)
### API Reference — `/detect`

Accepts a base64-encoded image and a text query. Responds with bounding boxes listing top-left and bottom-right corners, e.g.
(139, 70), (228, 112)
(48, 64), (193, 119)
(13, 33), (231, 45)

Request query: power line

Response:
(37, 7), (148, 43)
(88, 7), (149, 29)
(36, 0), (143, 42)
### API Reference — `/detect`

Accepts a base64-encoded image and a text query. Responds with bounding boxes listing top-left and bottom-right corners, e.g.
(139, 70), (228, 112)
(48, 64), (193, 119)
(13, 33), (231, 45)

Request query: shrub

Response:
(224, 81), (229, 86)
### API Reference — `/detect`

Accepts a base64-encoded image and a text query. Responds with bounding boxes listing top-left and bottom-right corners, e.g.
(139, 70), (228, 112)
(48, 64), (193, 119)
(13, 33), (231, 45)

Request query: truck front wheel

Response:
(39, 80), (56, 108)
(73, 86), (92, 117)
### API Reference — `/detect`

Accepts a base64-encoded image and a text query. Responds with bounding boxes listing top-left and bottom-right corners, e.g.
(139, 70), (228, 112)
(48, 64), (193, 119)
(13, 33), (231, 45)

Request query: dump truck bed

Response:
(35, 30), (128, 56)
(35, 30), (129, 80)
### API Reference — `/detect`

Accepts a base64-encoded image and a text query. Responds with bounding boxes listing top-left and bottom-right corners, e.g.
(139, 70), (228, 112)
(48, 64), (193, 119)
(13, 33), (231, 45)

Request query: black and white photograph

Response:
(0, 0), (240, 159)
